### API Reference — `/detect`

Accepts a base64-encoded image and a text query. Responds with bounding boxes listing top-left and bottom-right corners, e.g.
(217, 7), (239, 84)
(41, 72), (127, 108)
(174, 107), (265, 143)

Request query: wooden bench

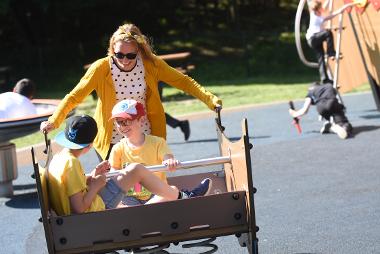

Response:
(158, 52), (195, 74)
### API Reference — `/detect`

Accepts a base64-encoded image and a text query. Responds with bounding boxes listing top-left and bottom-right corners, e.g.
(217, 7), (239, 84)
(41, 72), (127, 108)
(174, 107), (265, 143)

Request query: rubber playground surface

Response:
(1, 92), (379, 254)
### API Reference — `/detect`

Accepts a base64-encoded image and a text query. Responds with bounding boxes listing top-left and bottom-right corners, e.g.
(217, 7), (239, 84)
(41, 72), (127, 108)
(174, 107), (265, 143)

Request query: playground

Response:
(0, 0), (379, 253)
(1, 92), (380, 253)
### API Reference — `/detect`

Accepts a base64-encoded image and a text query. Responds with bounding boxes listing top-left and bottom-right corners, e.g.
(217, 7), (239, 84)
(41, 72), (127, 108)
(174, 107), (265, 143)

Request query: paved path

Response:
(1, 92), (379, 253)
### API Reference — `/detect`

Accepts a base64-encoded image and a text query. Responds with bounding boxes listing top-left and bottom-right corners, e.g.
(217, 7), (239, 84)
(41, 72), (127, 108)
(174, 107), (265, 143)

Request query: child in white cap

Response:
(109, 99), (212, 206)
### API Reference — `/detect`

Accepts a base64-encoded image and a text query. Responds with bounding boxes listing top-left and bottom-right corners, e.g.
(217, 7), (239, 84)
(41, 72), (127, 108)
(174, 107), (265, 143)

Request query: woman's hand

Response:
(40, 121), (55, 133)
(214, 104), (222, 112)
(163, 158), (180, 171)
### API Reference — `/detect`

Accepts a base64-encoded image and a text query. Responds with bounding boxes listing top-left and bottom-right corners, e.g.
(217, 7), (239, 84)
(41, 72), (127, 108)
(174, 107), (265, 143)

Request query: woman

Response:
(40, 23), (222, 159)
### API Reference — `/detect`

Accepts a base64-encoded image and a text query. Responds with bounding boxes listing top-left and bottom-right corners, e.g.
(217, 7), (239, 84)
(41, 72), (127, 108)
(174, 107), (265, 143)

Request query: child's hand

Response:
(289, 109), (296, 117)
(93, 161), (110, 176)
(163, 158), (180, 171)
(89, 174), (107, 191)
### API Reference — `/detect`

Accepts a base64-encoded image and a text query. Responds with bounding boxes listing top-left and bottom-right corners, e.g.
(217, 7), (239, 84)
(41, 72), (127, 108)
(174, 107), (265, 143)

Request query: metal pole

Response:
(332, 13), (345, 106)
(89, 156), (232, 179)
(348, 12), (380, 111)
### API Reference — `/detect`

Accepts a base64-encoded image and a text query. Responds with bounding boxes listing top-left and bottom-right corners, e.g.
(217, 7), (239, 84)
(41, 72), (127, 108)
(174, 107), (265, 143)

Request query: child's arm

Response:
(70, 174), (106, 214)
(86, 160), (110, 184)
(323, 2), (356, 21)
(71, 161), (109, 214)
(162, 154), (180, 171)
(289, 98), (312, 118)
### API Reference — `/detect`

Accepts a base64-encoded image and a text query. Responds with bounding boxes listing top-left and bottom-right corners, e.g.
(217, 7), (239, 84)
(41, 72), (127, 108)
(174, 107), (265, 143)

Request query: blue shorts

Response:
(99, 178), (125, 209)
(122, 194), (154, 206)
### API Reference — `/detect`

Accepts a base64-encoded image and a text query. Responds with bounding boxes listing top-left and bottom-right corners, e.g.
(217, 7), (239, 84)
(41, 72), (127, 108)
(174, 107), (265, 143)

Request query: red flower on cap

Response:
(110, 99), (145, 120)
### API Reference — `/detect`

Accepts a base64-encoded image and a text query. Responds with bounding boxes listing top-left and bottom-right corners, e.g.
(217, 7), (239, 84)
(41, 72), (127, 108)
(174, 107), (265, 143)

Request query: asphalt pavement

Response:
(1, 92), (379, 254)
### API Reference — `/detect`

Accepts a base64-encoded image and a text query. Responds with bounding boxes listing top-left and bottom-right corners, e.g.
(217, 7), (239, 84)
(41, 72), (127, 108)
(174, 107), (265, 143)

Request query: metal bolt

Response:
(232, 193), (240, 200)
(234, 213), (242, 220)
(59, 237), (67, 245)
(122, 229), (130, 236)
(56, 218), (63, 225)
(171, 222), (179, 229)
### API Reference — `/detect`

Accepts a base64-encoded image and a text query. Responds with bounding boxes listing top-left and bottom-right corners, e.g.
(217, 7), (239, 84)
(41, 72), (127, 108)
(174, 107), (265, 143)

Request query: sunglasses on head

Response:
(114, 52), (138, 60)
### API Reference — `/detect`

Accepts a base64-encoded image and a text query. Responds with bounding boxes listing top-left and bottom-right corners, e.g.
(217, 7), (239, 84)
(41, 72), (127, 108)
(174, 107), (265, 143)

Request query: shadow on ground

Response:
(14, 184), (36, 191)
(351, 125), (380, 137)
(5, 191), (39, 209)
(360, 114), (380, 120)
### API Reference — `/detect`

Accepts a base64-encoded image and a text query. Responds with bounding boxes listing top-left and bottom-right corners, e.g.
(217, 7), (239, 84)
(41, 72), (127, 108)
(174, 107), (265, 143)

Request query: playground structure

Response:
(295, 0), (380, 109)
(32, 114), (259, 254)
(0, 99), (68, 197)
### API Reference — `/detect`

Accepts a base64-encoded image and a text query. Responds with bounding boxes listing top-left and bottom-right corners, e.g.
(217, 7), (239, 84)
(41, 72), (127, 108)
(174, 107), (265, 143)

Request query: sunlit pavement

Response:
(1, 92), (379, 253)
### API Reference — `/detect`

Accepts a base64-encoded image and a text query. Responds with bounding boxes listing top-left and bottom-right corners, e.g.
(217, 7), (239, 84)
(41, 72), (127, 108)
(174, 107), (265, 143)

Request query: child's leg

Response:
(115, 163), (179, 201)
(323, 30), (336, 57)
(309, 38), (330, 83)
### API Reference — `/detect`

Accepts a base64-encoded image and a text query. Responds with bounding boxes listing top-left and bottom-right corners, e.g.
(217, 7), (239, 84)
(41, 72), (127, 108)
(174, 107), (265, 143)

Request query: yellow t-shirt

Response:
(109, 135), (171, 200)
(48, 149), (105, 216)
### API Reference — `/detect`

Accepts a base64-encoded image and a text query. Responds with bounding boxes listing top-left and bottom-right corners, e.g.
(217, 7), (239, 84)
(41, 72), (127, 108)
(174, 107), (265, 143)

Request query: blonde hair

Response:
(108, 23), (155, 62)
(310, 0), (322, 12)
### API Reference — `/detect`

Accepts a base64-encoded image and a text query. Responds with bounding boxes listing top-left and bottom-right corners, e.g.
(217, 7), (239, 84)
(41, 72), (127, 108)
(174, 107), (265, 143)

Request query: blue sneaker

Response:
(182, 178), (212, 198)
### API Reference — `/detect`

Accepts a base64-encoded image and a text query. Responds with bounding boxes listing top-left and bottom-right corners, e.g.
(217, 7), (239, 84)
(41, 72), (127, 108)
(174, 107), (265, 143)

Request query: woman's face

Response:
(113, 41), (139, 71)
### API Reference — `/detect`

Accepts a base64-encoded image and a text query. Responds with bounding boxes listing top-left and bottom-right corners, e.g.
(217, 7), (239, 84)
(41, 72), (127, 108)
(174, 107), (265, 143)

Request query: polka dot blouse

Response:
(110, 55), (151, 143)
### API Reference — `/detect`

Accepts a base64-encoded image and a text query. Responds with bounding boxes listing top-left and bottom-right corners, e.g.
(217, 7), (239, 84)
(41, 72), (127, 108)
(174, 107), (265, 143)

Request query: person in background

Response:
(289, 81), (353, 139)
(158, 82), (190, 141)
(40, 23), (221, 160)
(0, 78), (37, 119)
(306, 0), (357, 83)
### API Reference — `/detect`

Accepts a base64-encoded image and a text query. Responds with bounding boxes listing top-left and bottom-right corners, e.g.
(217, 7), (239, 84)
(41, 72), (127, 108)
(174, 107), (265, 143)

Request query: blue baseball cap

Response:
(55, 115), (98, 149)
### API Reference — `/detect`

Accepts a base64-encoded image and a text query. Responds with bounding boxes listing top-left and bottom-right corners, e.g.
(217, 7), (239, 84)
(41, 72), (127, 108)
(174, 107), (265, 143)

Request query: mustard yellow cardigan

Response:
(49, 55), (222, 159)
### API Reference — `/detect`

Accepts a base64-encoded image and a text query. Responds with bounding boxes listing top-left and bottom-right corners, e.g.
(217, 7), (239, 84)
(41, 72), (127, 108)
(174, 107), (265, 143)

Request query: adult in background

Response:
(0, 78), (37, 119)
(40, 23), (222, 159)
(158, 82), (190, 141)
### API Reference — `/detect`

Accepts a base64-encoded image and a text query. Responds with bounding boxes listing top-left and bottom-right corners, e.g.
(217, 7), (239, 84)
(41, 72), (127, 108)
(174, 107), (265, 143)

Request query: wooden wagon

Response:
(32, 115), (259, 254)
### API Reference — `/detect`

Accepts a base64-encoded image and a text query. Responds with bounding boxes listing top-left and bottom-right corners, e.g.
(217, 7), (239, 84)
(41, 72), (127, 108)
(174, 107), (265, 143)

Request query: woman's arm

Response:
(41, 59), (103, 133)
(155, 57), (222, 110)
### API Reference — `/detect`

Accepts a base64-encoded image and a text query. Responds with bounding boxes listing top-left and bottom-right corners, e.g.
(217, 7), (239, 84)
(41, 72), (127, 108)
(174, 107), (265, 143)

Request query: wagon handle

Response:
(215, 105), (225, 131)
(43, 131), (50, 154)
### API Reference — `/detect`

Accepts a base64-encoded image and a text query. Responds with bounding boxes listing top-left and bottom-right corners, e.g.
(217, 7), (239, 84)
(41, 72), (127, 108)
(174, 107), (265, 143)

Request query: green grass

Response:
(11, 80), (370, 148)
